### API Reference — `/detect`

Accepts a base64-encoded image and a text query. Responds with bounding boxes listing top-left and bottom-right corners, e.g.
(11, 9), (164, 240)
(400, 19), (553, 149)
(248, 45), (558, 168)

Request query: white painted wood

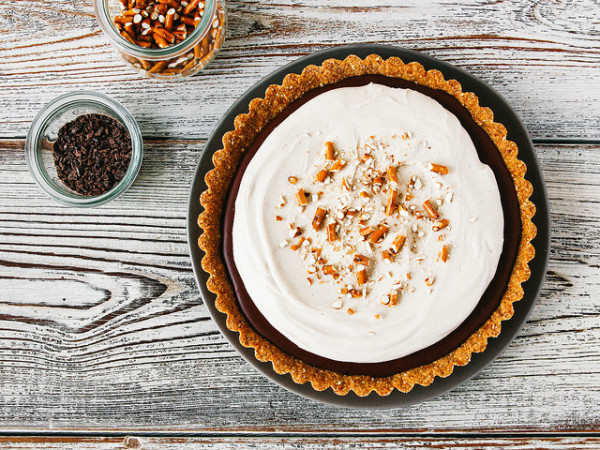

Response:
(1, 436), (600, 450)
(1, 1), (599, 140)
(0, 140), (598, 433)
(1, 0), (599, 438)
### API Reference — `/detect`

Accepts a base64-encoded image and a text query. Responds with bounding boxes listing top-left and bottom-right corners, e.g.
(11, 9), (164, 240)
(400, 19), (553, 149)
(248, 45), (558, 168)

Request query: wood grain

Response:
(1, 1), (599, 140)
(0, 138), (598, 432)
(1, 436), (600, 450)
(2, 0), (600, 439)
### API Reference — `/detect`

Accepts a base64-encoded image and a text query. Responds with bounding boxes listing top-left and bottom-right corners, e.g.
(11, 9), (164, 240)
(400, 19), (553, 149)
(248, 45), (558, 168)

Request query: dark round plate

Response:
(187, 44), (550, 408)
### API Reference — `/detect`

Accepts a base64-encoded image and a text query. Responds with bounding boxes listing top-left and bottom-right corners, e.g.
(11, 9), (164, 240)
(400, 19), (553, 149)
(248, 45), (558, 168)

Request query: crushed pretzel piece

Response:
(372, 175), (383, 190)
(386, 188), (398, 215)
(440, 244), (448, 262)
(326, 223), (337, 242)
(357, 268), (367, 285)
(312, 207), (327, 231)
(359, 226), (375, 237)
(368, 224), (390, 243)
(323, 265), (337, 276)
(432, 218), (450, 231)
(423, 199), (439, 219)
(296, 188), (308, 206)
(316, 169), (328, 183)
(330, 159), (346, 172)
(349, 289), (363, 298)
(430, 163), (449, 175)
(289, 226), (302, 238)
(392, 234), (407, 253)
(353, 254), (370, 266)
(325, 141), (335, 160)
(387, 165), (398, 185)
(381, 250), (392, 263)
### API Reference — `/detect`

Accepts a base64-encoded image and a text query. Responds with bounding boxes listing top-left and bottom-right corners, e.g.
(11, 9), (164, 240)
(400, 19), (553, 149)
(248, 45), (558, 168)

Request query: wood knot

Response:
(123, 436), (143, 449)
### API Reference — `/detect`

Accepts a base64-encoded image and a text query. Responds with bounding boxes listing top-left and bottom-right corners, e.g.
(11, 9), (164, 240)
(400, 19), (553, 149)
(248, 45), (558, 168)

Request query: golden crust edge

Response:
(197, 54), (537, 397)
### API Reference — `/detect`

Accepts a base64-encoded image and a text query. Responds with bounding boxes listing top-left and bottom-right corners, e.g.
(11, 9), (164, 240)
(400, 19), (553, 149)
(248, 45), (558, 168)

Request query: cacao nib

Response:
(53, 114), (132, 196)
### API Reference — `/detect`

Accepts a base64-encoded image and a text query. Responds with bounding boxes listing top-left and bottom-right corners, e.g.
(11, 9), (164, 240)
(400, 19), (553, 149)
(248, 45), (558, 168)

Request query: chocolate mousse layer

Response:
(222, 74), (521, 377)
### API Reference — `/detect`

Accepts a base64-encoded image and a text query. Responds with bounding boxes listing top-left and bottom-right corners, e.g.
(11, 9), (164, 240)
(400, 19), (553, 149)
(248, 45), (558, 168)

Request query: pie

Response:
(198, 54), (536, 396)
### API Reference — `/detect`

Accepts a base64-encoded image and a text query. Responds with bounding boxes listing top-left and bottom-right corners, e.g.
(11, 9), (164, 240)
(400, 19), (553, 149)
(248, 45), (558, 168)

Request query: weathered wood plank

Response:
(1, 1), (599, 140)
(1, 436), (600, 450)
(0, 139), (598, 432)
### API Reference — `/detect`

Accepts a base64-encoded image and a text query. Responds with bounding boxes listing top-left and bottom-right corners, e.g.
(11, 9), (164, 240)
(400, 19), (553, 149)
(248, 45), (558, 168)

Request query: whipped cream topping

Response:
(232, 83), (504, 363)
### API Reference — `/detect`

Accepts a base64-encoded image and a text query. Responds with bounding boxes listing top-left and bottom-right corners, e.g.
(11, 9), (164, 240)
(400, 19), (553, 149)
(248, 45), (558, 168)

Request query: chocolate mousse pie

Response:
(198, 55), (536, 396)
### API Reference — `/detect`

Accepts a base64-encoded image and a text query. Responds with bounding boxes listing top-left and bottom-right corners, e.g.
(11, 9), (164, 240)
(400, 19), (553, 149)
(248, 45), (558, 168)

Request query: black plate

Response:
(187, 44), (550, 408)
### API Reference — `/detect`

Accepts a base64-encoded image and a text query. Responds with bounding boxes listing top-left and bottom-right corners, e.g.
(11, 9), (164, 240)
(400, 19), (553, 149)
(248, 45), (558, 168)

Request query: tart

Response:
(198, 54), (536, 397)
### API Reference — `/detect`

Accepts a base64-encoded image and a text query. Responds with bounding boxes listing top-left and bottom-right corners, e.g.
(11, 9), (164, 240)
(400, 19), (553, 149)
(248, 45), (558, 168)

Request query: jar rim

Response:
(25, 91), (144, 208)
(94, 0), (216, 60)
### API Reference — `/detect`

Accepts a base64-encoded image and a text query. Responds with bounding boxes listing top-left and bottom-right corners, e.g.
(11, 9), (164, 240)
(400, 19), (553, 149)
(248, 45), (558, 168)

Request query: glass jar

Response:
(25, 91), (143, 208)
(94, 0), (226, 79)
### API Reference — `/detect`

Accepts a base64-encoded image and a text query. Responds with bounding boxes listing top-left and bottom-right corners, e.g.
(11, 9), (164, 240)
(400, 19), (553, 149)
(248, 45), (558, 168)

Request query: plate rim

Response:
(186, 43), (551, 409)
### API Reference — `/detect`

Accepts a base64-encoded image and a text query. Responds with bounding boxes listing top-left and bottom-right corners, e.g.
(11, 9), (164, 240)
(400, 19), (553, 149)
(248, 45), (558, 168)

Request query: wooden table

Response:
(1, 0), (599, 448)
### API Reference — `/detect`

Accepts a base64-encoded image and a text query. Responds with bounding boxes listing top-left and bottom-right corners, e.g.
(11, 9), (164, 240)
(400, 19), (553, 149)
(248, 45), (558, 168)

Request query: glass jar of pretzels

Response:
(95, 0), (226, 79)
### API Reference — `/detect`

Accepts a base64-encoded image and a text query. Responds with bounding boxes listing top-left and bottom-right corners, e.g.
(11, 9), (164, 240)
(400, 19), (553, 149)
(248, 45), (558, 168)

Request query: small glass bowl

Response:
(25, 91), (143, 208)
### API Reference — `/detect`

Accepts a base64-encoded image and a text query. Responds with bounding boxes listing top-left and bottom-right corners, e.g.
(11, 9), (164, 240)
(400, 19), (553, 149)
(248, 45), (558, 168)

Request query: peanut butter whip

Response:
(232, 83), (504, 363)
